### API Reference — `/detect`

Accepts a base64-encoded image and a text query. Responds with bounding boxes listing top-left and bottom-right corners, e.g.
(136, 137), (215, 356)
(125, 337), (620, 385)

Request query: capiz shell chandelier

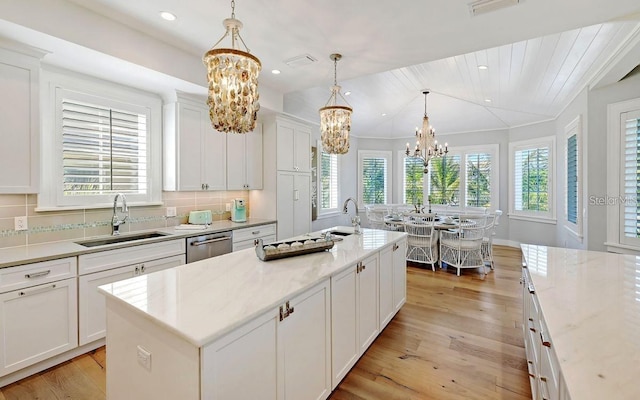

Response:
(405, 90), (448, 174)
(203, 0), (261, 134)
(319, 54), (352, 154)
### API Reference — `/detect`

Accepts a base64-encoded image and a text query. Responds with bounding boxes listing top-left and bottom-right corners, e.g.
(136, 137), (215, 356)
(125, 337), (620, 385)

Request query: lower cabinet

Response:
(232, 223), (277, 252)
(0, 277), (77, 377)
(79, 253), (185, 346)
(380, 239), (407, 330)
(202, 279), (331, 400)
(330, 253), (379, 389)
(392, 239), (407, 311)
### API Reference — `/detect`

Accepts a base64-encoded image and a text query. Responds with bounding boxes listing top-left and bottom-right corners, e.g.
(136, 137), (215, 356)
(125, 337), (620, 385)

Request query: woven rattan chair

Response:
(481, 210), (502, 270)
(439, 214), (489, 276)
(404, 213), (439, 270)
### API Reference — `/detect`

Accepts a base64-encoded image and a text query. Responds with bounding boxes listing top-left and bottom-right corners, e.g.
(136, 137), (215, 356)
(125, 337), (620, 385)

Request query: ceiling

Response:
(3, 0), (640, 139)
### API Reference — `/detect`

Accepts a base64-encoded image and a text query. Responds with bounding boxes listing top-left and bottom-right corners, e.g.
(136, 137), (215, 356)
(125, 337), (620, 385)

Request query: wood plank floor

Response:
(0, 245), (530, 400)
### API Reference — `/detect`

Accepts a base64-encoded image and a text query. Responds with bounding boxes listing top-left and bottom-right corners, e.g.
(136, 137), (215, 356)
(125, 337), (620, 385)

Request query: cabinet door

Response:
(379, 246), (395, 330)
(138, 254), (185, 275)
(202, 123), (227, 190)
(226, 132), (247, 190)
(276, 172), (295, 240)
(330, 265), (358, 389)
(0, 49), (40, 193)
(278, 279), (331, 400)
(358, 254), (379, 354)
(293, 174), (311, 236)
(79, 264), (138, 345)
(246, 123), (263, 189)
(276, 121), (296, 171)
(0, 278), (77, 377)
(294, 125), (311, 173)
(392, 239), (407, 311)
(202, 308), (278, 400)
(177, 102), (206, 191)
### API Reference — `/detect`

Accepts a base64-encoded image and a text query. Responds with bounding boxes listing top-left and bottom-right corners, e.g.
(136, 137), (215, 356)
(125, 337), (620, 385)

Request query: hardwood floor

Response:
(0, 245), (530, 400)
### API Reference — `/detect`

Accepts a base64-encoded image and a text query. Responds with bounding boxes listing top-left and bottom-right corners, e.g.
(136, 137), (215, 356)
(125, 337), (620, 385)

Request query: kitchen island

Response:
(99, 227), (407, 400)
(521, 244), (640, 400)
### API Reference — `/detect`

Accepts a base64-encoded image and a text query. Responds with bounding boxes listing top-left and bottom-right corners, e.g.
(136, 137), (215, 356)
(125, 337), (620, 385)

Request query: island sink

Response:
(75, 232), (170, 247)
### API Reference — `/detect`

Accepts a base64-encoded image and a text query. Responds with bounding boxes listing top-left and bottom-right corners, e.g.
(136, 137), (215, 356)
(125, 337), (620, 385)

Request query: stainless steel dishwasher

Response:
(186, 231), (233, 263)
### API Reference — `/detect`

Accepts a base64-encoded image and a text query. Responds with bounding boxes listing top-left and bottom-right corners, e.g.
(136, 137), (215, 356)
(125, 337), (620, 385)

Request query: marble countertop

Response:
(0, 218), (276, 269)
(99, 228), (407, 347)
(520, 244), (640, 400)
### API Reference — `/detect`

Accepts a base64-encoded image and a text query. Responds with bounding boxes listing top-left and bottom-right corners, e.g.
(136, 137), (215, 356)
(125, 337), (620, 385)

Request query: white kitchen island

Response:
(99, 227), (407, 400)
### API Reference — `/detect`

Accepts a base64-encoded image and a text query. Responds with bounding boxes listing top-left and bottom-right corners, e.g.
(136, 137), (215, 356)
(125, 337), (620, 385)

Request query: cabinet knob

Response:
(393, 243), (399, 251)
(141, 264), (146, 273)
(135, 266), (140, 275)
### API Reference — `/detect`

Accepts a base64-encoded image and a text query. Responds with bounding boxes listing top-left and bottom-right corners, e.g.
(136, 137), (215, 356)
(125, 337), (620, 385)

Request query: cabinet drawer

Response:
(0, 257), (77, 293)
(233, 224), (276, 243)
(233, 235), (276, 252)
(78, 239), (185, 275)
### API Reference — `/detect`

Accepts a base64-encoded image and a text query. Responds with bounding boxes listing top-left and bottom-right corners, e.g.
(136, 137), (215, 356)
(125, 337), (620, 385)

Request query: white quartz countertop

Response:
(99, 228), (407, 347)
(0, 218), (276, 269)
(520, 244), (640, 400)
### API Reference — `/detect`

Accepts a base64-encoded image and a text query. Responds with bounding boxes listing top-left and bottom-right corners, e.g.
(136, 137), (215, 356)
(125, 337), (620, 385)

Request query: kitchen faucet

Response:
(342, 197), (361, 234)
(112, 193), (129, 236)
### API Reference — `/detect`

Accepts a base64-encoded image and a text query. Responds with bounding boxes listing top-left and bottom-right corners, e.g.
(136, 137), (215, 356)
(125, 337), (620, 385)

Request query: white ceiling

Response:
(3, 0), (640, 139)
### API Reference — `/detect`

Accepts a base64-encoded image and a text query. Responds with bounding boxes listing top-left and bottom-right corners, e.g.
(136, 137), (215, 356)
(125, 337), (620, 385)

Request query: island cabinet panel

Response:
(278, 279), (331, 400)
(392, 239), (407, 311)
(202, 308), (278, 400)
(378, 245), (395, 329)
(330, 254), (379, 389)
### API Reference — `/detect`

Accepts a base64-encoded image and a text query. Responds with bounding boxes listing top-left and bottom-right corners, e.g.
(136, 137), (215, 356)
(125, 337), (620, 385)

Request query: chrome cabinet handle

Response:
(19, 283), (57, 297)
(25, 270), (51, 279)
(252, 231), (261, 235)
(190, 237), (232, 246)
(393, 243), (399, 251)
(540, 331), (551, 347)
(527, 283), (535, 294)
(135, 266), (140, 275)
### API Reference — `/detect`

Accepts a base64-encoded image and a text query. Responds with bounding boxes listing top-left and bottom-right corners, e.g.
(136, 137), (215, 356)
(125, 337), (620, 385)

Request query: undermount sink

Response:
(328, 231), (353, 237)
(75, 232), (170, 248)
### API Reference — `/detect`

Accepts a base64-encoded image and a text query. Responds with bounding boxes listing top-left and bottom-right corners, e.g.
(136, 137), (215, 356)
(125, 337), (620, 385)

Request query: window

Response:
(622, 112), (640, 244)
(38, 69), (162, 210)
(465, 152), (492, 207)
(358, 151), (392, 206)
(319, 150), (339, 213)
(429, 154), (461, 205)
(565, 116), (582, 238)
(403, 156), (423, 205)
(509, 137), (555, 222)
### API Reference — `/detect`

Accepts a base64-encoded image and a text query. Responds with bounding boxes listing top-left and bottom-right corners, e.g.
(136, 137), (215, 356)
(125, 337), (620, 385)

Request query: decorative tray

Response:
(255, 237), (334, 261)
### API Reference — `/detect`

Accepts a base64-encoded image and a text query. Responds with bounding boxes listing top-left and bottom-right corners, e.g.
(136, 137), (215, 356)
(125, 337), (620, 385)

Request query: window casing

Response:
(358, 151), (392, 206)
(509, 137), (555, 222)
(319, 149), (339, 214)
(38, 69), (162, 210)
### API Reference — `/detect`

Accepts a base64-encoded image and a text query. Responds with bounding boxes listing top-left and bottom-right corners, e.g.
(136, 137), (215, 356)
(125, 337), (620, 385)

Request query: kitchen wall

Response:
(0, 191), (250, 249)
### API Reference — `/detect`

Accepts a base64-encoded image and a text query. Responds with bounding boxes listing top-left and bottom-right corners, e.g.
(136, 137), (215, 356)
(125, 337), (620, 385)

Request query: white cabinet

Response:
(276, 118), (311, 173)
(0, 46), (42, 193)
(227, 123), (263, 190)
(164, 94), (226, 191)
(0, 257), (77, 377)
(78, 239), (185, 345)
(392, 239), (407, 312)
(232, 223), (276, 252)
(380, 240), (407, 330)
(79, 254), (184, 345)
(330, 254), (379, 389)
(276, 172), (311, 240)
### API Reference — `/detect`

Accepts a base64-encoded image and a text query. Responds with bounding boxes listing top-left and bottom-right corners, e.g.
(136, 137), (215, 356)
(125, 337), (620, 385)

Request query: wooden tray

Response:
(255, 238), (334, 261)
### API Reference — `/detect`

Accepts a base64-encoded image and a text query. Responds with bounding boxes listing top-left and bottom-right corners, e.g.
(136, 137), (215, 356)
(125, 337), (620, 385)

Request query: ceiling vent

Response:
(469, 0), (521, 16)
(284, 54), (317, 68)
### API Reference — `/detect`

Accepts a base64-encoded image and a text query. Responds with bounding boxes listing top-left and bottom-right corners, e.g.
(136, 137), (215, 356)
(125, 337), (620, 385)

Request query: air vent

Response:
(469, 0), (521, 16)
(284, 54), (317, 68)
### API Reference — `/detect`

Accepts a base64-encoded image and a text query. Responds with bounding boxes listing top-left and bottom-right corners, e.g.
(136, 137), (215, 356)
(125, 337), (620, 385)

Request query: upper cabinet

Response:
(0, 46), (43, 193)
(227, 123), (263, 190)
(164, 94), (227, 191)
(276, 118), (311, 173)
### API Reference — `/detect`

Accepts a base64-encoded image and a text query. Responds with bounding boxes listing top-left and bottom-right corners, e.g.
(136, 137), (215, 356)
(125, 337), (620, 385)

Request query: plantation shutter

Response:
(362, 156), (388, 204)
(62, 99), (148, 196)
(320, 151), (338, 210)
(566, 134), (578, 224)
(623, 112), (640, 239)
(514, 147), (549, 212)
(404, 157), (423, 205)
(465, 153), (491, 207)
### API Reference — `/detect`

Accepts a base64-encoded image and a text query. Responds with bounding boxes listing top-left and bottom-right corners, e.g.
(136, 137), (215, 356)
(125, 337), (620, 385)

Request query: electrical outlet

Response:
(136, 345), (151, 370)
(166, 206), (177, 217)
(14, 216), (28, 231)
(226, 203), (231, 212)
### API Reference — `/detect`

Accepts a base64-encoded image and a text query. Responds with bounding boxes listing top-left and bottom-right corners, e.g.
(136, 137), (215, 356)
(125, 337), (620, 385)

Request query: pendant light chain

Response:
(333, 57), (338, 86)
(231, 0), (236, 19)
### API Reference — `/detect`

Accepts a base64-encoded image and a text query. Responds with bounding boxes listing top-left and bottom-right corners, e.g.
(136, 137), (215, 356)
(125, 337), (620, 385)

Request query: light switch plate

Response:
(166, 207), (177, 217)
(14, 216), (28, 231)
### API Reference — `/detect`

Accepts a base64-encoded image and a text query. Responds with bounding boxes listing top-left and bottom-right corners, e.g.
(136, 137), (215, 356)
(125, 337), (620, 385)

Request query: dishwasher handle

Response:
(190, 236), (232, 246)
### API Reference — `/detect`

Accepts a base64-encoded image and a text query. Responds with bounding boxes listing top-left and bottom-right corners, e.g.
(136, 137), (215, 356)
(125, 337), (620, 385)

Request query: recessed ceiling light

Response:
(271, 69), (281, 75)
(344, 91), (351, 96)
(160, 11), (177, 21)
(478, 65), (488, 70)
(382, 113), (387, 116)
(485, 98), (492, 103)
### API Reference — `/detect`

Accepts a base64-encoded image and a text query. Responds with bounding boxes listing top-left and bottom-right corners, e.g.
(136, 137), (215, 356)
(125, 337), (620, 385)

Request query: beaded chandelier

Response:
(405, 90), (448, 173)
(319, 54), (352, 154)
(203, 0), (261, 133)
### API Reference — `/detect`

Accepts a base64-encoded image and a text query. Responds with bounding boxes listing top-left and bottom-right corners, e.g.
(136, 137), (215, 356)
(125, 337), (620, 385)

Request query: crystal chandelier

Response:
(405, 90), (448, 173)
(203, 0), (261, 134)
(319, 54), (353, 154)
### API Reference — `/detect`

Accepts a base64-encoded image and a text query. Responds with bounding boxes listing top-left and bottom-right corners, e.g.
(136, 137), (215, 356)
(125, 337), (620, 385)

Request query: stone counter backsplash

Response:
(0, 191), (250, 249)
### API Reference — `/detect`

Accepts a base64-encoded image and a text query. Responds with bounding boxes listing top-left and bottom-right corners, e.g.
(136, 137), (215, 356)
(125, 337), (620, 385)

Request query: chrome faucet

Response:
(112, 193), (129, 236)
(342, 197), (361, 234)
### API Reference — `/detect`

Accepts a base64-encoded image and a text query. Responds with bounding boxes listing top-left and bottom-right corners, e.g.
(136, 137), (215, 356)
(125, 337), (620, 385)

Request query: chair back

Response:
(364, 205), (388, 230)
(404, 213), (437, 244)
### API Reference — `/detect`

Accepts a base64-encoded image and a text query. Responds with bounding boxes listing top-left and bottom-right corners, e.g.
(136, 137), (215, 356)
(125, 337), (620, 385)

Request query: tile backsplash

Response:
(0, 191), (250, 249)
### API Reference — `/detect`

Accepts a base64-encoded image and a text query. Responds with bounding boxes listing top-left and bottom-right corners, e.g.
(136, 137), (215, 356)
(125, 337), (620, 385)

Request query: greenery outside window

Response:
(403, 156), (423, 205)
(429, 155), (461, 205)
(358, 150), (392, 206)
(319, 149), (339, 214)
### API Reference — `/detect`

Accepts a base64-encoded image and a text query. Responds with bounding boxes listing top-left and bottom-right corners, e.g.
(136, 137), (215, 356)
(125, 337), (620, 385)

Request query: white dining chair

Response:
(439, 214), (490, 276)
(481, 210), (502, 270)
(404, 213), (439, 270)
